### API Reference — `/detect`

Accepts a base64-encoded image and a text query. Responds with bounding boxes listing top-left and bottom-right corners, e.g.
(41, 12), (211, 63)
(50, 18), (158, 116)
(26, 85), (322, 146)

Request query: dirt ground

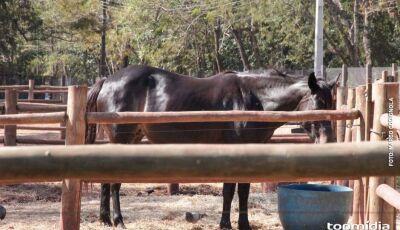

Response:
(0, 183), (282, 230)
(0, 125), (284, 230)
(1, 125), (399, 229)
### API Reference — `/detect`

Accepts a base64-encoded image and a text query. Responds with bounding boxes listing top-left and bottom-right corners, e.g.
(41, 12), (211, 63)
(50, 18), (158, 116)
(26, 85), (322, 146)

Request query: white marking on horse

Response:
(144, 74), (169, 112)
(233, 99), (245, 136)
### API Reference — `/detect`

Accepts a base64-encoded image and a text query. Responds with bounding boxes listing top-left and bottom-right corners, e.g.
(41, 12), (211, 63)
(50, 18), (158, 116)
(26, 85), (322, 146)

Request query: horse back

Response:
(96, 65), (274, 144)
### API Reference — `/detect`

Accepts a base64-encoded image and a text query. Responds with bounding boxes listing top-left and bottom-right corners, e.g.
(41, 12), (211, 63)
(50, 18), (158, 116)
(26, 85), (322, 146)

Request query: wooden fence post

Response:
(364, 64), (373, 221)
(365, 64), (373, 141)
(381, 70), (389, 82)
(60, 86), (87, 230)
(392, 63), (398, 82)
(60, 97), (67, 140)
(339, 87), (355, 187)
(4, 90), (17, 146)
(351, 85), (367, 224)
(168, 183), (180, 195)
(368, 72), (391, 224)
(381, 81), (398, 229)
(368, 81), (398, 228)
(344, 88), (355, 143)
(28, 79), (34, 100)
(336, 64), (348, 143)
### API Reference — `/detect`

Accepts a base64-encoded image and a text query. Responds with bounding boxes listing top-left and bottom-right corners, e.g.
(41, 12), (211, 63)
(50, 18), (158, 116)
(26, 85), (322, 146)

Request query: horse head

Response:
(299, 72), (340, 144)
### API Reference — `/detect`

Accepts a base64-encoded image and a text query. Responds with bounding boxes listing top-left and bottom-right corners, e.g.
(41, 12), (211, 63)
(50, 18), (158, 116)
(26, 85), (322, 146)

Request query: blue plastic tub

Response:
(278, 184), (353, 230)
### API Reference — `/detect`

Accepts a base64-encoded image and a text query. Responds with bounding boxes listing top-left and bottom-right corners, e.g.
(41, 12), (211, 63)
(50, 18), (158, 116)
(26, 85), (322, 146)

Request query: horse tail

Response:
(85, 78), (107, 144)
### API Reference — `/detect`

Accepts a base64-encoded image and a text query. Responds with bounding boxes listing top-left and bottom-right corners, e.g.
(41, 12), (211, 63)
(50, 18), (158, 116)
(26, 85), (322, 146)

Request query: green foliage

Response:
(369, 12), (400, 66)
(0, 0), (399, 84)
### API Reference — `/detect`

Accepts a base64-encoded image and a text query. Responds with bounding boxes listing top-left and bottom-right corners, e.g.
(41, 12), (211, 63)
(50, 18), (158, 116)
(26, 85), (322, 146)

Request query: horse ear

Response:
(308, 72), (319, 94)
(328, 73), (341, 89)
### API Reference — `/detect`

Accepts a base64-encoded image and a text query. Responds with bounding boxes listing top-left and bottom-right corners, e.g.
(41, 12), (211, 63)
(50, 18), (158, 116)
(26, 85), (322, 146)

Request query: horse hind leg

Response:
(108, 124), (143, 228)
(220, 183), (236, 229)
(100, 184), (112, 226)
(238, 183), (251, 230)
(111, 183), (125, 228)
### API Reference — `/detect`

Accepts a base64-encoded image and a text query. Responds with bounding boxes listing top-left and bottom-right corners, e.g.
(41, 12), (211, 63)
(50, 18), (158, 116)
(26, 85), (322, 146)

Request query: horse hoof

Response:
(238, 222), (252, 230)
(0, 205), (6, 220)
(114, 219), (126, 229)
(99, 216), (112, 227)
(115, 223), (126, 229)
(219, 220), (232, 229)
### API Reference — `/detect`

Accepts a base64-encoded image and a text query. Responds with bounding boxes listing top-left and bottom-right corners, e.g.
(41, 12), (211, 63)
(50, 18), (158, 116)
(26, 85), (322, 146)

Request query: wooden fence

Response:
(0, 63), (398, 230)
(377, 112), (400, 227)
(0, 79), (68, 144)
(334, 64), (399, 228)
(0, 79), (68, 98)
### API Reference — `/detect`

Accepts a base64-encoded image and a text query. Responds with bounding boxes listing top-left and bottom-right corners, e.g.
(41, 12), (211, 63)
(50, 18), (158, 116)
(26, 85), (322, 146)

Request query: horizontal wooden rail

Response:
(17, 102), (67, 113)
(16, 99), (63, 104)
(0, 100), (63, 109)
(376, 184), (400, 210)
(20, 89), (68, 94)
(0, 141), (397, 183)
(0, 137), (107, 145)
(16, 126), (65, 131)
(16, 138), (66, 145)
(380, 113), (400, 130)
(0, 86), (83, 92)
(0, 112), (65, 125)
(36, 86), (68, 90)
(0, 85), (29, 90)
(87, 109), (360, 124)
(269, 136), (312, 143)
(0, 90), (67, 93)
(0, 125), (65, 131)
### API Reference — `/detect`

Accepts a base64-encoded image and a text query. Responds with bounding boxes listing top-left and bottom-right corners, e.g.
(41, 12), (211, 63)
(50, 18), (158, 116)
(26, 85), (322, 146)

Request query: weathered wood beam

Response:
(380, 113), (400, 130)
(87, 110), (360, 124)
(0, 142), (397, 183)
(376, 184), (400, 211)
(0, 112), (65, 125)
(17, 102), (67, 113)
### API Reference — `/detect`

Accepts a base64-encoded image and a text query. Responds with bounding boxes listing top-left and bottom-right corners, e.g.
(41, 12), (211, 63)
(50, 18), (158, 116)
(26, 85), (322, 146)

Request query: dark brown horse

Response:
(85, 65), (338, 230)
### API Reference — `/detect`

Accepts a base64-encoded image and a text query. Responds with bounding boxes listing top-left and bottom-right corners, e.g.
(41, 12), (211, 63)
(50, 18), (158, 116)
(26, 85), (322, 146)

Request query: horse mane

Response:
(272, 68), (291, 78)
(212, 70), (237, 77)
(222, 70), (237, 74)
(237, 69), (307, 90)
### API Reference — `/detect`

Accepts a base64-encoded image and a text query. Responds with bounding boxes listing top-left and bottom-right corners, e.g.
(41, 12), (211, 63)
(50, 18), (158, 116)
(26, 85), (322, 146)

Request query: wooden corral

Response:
(0, 80), (68, 145)
(334, 65), (399, 228)
(0, 64), (399, 230)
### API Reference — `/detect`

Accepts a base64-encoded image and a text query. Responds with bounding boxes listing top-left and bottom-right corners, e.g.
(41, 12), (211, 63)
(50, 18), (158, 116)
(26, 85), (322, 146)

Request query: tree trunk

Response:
(122, 43), (130, 68)
(362, 7), (372, 65)
(325, 0), (362, 66)
(248, 21), (262, 69)
(213, 20), (223, 72)
(231, 29), (250, 71)
(194, 41), (205, 77)
(100, 0), (107, 78)
(352, 0), (360, 66)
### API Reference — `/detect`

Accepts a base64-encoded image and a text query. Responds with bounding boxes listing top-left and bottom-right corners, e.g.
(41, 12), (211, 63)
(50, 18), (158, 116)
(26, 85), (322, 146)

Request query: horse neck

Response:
(258, 81), (310, 111)
(295, 92), (313, 111)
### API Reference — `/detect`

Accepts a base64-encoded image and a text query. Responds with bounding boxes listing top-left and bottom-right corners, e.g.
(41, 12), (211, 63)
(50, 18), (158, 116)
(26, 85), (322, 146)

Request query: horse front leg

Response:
(111, 183), (126, 229)
(220, 183), (236, 229)
(100, 183), (112, 226)
(238, 183), (251, 230)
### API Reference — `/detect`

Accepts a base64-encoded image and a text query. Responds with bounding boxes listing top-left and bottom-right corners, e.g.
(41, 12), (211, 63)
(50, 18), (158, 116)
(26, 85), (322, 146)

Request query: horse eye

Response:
(316, 98), (326, 108)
